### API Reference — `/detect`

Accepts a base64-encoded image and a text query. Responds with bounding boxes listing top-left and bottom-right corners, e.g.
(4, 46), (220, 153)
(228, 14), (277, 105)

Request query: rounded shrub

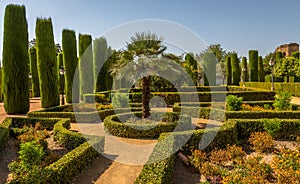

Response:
(226, 95), (243, 111)
(2, 4), (29, 114)
(35, 18), (60, 108)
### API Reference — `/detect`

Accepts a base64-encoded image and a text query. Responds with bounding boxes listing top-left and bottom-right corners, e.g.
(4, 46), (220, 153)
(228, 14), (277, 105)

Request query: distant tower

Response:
(276, 43), (299, 57)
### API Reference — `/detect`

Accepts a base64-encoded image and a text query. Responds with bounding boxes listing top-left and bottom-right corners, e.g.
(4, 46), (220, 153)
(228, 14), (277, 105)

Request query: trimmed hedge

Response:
(231, 53), (240, 85)
(174, 106), (300, 120)
(104, 111), (192, 139)
(249, 50), (258, 82)
(0, 117), (105, 184)
(243, 82), (300, 97)
(135, 134), (176, 184)
(27, 105), (141, 122)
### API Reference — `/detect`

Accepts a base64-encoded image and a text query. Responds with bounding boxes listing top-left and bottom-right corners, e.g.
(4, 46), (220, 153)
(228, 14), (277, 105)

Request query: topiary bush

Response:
(36, 17), (60, 108)
(258, 56), (265, 82)
(226, 95), (243, 111)
(2, 4), (29, 114)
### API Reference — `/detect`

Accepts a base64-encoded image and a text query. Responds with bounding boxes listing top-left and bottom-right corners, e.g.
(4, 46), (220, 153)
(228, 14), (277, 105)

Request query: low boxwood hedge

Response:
(0, 117), (105, 184)
(135, 133), (176, 184)
(104, 111), (192, 139)
(174, 106), (300, 120)
(27, 107), (142, 123)
(135, 117), (299, 183)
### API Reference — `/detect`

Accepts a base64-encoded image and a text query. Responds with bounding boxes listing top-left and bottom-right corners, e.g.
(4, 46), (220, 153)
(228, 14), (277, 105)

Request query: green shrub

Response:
(36, 18), (60, 108)
(273, 91), (292, 110)
(2, 4), (30, 114)
(226, 95), (243, 111)
(112, 93), (129, 108)
(9, 141), (45, 184)
(62, 29), (79, 103)
(249, 50), (258, 82)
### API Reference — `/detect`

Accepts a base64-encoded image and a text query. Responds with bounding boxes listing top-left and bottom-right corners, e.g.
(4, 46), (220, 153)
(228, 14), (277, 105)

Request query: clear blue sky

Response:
(1, 0), (300, 60)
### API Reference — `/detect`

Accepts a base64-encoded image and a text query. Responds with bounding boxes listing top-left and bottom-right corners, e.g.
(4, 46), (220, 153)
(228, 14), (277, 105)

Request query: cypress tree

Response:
(185, 53), (198, 86)
(29, 47), (40, 97)
(94, 37), (108, 92)
(2, 4), (29, 114)
(226, 55), (232, 85)
(258, 56), (265, 82)
(57, 52), (65, 96)
(241, 57), (249, 82)
(35, 18), (60, 108)
(79, 34), (94, 99)
(106, 46), (113, 90)
(249, 50), (259, 82)
(202, 51), (217, 86)
(62, 29), (79, 103)
(231, 53), (240, 85)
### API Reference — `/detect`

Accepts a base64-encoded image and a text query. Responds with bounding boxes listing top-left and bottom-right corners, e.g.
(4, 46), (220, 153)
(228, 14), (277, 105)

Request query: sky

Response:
(0, 0), (300, 61)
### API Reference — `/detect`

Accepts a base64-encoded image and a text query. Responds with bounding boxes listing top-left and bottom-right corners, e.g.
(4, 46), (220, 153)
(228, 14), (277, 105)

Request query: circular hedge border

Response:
(104, 111), (192, 139)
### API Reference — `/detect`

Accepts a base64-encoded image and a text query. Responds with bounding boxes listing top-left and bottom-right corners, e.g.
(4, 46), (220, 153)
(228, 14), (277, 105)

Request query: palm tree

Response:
(110, 32), (166, 118)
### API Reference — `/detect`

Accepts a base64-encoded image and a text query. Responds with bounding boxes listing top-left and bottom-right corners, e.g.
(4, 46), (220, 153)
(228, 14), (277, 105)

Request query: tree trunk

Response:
(142, 76), (151, 118)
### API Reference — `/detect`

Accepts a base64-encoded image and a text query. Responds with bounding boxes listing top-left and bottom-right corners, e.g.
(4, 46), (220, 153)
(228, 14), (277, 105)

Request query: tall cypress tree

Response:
(94, 37), (108, 92)
(231, 53), (240, 85)
(29, 47), (40, 97)
(106, 46), (114, 90)
(62, 29), (79, 103)
(185, 53), (198, 86)
(226, 55), (232, 85)
(2, 4), (29, 114)
(57, 52), (64, 96)
(241, 57), (249, 82)
(258, 56), (265, 82)
(35, 18), (60, 108)
(249, 50), (259, 82)
(202, 51), (217, 86)
(79, 34), (93, 100)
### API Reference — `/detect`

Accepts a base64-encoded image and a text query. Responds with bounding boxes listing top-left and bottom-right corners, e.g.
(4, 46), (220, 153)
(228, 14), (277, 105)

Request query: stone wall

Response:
(276, 43), (299, 57)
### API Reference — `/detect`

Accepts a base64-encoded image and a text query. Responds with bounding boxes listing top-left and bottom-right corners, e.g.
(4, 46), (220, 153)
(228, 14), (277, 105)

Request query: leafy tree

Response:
(275, 57), (298, 81)
(110, 32), (166, 118)
(263, 52), (275, 75)
(2, 4), (29, 114)
(36, 18), (60, 108)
